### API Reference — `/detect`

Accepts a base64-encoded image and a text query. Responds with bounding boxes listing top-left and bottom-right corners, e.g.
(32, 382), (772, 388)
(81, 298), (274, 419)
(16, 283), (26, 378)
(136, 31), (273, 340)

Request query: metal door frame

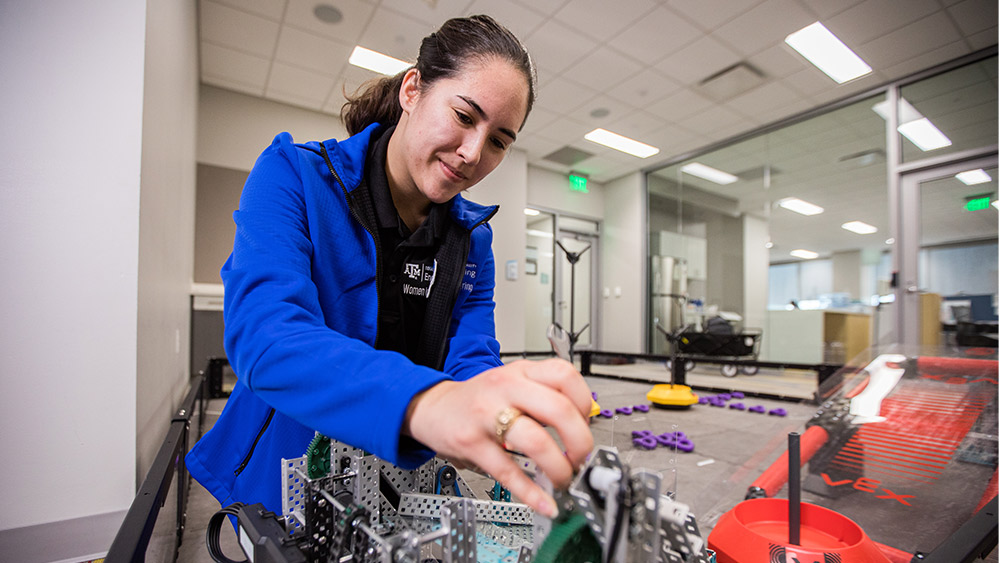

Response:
(553, 220), (601, 351)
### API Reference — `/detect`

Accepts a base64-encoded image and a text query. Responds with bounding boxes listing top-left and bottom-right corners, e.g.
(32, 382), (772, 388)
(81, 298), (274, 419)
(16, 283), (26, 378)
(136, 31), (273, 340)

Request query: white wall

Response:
(136, 0), (199, 483)
(527, 166), (605, 220)
(601, 172), (646, 353)
(465, 150), (528, 352)
(199, 85), (348, 171)
(0, 0), (144, 541)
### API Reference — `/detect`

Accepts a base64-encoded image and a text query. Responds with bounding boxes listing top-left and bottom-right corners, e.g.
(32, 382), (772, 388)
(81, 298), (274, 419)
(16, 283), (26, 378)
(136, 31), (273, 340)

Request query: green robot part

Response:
(533, 512), (602, 563)
(306, 433), (332, 479)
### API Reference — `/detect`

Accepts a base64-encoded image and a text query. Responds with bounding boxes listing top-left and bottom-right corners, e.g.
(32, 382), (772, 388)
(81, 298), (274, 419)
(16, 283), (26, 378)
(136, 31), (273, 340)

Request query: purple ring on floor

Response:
(729, 402), (746, 410)
(748, 405), (766, 413)
(600, 409), (614, 418)
(633, 404), (650, 412)
(631, 430), (653, 439)
(732, 391), (745, 399)
(675, 438), (695, 452)
(633, 435), (658, 449)
(768, 408), (788, 416)
(616, 406), (633, 415)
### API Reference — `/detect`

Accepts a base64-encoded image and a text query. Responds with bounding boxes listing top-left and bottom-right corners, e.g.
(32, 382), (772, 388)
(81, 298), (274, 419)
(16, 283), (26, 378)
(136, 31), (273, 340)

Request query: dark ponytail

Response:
(341, 14), (536, 136)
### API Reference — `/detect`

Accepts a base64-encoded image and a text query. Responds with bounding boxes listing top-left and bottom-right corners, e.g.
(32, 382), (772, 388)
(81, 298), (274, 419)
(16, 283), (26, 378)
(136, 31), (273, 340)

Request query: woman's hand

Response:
(404, 359), (594, 517)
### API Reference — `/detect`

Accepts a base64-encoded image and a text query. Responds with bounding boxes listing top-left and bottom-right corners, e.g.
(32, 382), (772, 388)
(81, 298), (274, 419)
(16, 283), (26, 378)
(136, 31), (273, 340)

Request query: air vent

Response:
(543, 146), (594, 167)
(838, 149), (885, 167)
(695, 62), (765, 102)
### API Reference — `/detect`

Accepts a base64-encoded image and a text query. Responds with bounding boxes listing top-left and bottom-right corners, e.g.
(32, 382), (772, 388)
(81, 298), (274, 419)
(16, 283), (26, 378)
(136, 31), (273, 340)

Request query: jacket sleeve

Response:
(442, 224), (505, 381)
(222, 134), (452, 469)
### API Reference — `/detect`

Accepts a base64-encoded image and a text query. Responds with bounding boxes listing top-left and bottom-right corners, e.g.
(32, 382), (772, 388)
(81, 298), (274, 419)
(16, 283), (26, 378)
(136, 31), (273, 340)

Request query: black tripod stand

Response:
(550, 239), (591, 362)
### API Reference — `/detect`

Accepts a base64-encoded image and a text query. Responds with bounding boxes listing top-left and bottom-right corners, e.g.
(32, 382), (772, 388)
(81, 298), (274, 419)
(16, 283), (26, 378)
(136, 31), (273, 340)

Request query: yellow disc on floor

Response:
(646, 384), (699, 407)
(589, 398), (601, 418)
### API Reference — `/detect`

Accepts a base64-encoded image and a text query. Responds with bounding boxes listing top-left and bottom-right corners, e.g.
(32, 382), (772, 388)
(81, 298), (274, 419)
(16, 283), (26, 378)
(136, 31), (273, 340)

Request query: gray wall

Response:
(195, 164), (247, 284)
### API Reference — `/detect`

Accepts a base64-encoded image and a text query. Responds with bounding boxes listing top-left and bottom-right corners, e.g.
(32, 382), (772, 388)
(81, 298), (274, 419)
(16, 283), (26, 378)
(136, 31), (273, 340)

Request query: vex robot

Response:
(207, 434), (716, 563)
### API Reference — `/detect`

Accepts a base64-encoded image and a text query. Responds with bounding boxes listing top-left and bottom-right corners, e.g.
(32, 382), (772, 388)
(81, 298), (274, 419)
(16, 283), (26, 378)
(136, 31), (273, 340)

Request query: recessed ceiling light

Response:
(885, 238), (895, 245)
(956, 169), (992, 185)
(313, 4), (343, 24)
(524, 208), (540, 216)
(790, 249), (819, 259)
(842, 221), (878, 234)
(765, 241), (774, 249)
(897, 118), (952, 151)
(589, 107), (610, 119)
(871, 98), (951, 152)
(778, 197), (824, 216)
(349, 46), (410, 75)
(584, 128), (659, 158)
(681, 162), (738, 185)
(785, 22), (872, 84)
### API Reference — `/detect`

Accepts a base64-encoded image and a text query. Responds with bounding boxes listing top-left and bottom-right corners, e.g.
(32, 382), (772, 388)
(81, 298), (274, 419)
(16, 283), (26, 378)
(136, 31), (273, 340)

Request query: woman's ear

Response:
(399, 68), (421, 113)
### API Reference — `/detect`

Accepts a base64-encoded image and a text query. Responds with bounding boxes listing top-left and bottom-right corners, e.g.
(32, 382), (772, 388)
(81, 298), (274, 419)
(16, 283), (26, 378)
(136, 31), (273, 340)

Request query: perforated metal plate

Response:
(398, 493), (532, 525)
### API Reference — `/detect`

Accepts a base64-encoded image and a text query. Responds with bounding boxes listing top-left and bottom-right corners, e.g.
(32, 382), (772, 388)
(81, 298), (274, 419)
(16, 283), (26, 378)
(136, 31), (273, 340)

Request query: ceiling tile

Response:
(537, 115), (594, 142)
(275, 27), (353, 75)
(646, 88), (714, 122)
(798, 0), (864, 19)
(655, 35), (741, 86)
(561, 47), (644, 89)
(881, 41), (972, 81)
(282, 0), (375, 45)
(323, 65), (383, 115)
(210, 0), (287, 20)
(856, 12), (963, 71)
(751, 97), (816, 128)
(520, 107), (560, 137)
(606, 108), (670, 139)
(747, 44), (807, 80)
(266, 62), (336, 107)
(512, 0), (572, 17)
(568, 94), (645, 132)
(713, 0), (816, 57)
(356, 7), (436, 62)
(200, 1), (280, 58)
(678, 104), (753, 136)
(968, 27), (999, 51)
(666, 0), (763, 30)
(782, 66), (839, 97)
(464, 0), (547, 39)
(512, 132), (565, 159)
(379, 0), (474, 27)
(607, 6), (705, 66)
(534, 75), (599, 115)
(725, 81), (803, 117)
(826, 0), (940, 46)
(606, 70), (682, 109)
(266, 88), (325, 112)
(524, 18), (599, 74)
(201, 42), (270, 92)
(553, 0), (658, 43)
(948, 0), (999, 36)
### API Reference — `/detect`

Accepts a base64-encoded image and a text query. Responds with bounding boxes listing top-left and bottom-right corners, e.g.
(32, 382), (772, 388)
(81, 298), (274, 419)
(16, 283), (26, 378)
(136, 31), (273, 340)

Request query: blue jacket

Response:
(186, 124), (503, 513)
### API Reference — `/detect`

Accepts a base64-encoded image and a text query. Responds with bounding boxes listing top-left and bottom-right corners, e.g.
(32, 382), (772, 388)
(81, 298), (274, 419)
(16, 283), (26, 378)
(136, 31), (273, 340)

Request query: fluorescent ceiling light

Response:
(790, 249), (819, 259)
(841, 221), (878, 234)
(785, 22), (872, 84)
(584, 128), (659, 158)
(897, 118), (952, 151)
(871, 99), (951, 152)
(778, 197), (824, 216)
(681, 162), (738, 185)
(349, 46), (410, 75)
(524, 208), (540, 216)
(956, 169), (992, 185)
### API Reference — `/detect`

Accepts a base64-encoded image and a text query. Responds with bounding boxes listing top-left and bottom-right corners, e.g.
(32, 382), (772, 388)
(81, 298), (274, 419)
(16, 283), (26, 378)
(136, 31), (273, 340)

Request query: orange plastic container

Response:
(708, 498), (891, 563)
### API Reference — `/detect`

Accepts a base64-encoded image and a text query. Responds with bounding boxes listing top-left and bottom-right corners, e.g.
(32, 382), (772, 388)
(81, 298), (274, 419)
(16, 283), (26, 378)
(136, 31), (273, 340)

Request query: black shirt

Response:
(366, 127), (450, 362)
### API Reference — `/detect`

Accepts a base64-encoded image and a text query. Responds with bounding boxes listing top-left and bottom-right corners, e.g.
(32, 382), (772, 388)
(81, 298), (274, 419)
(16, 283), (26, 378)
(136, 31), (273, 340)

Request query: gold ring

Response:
(494, 407), (522, 443)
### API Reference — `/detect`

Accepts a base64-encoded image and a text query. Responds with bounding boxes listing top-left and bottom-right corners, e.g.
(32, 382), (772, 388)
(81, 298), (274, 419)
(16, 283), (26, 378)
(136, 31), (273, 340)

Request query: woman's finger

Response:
(465, 432), (558, 518)
(503, 381), (593, 467)
(517, 359), (593, 416)
(501, 414), (575, 487)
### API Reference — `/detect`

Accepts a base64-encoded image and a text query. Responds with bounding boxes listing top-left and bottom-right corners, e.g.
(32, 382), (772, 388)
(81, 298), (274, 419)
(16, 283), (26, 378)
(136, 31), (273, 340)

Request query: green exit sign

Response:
(965, 196), (990, 211)
(569, 173), (588, 192)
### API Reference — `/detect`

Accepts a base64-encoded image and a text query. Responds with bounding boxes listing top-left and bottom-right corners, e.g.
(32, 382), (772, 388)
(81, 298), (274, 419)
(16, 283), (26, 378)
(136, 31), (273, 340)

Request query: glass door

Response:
(898, 156), (998, 347)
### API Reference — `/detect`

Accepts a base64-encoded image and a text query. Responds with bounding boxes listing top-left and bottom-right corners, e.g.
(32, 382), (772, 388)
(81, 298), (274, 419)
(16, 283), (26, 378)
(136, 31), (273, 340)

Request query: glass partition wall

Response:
(645, 52), (997, 363)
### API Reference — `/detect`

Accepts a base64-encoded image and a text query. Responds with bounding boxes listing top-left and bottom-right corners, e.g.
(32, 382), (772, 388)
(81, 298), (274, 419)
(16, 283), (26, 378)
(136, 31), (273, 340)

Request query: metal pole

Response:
(788, 432), (801, 546)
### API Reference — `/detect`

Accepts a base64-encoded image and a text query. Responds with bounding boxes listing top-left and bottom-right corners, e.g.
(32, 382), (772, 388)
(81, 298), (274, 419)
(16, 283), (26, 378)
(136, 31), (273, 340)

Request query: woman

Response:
(187, 15), (593, 520)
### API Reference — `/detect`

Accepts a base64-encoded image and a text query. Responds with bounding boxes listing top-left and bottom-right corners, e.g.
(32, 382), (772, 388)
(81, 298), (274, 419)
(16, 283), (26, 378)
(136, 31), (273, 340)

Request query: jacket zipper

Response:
(319, 144), (383, 346)
(433, 207), (499, 368)
(234, 407), (274, 476)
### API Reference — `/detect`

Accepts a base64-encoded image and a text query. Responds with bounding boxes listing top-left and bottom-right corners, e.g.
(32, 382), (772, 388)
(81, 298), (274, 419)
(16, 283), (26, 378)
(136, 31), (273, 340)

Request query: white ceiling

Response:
(199, 0), (997, 182)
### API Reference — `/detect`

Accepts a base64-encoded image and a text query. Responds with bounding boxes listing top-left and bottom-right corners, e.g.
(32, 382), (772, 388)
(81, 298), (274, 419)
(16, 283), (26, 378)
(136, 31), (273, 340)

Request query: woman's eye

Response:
(455, 111), (473, 124)
(491, 138), (507, 150)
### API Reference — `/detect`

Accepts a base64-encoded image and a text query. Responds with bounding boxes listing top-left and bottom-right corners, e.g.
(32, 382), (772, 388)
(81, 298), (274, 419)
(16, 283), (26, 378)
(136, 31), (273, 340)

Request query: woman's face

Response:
(393, 58), (530, 204)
